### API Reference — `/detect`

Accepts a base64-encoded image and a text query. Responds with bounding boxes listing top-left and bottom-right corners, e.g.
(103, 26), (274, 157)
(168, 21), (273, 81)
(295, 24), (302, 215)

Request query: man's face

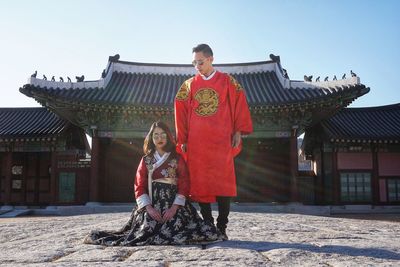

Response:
(192, 52), (213, 75)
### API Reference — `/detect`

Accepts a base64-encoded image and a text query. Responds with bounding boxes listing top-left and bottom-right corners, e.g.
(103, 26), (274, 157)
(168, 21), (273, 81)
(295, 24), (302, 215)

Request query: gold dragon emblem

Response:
(194, 88), (219, 116)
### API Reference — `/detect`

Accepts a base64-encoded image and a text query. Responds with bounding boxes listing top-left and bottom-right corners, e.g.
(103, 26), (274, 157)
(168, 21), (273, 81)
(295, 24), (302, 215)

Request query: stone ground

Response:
(1, 209), (400, 266)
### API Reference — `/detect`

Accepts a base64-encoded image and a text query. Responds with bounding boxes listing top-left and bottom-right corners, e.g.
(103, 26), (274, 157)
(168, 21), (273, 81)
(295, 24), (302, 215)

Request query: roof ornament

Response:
(76, 75), (85, 82)
(269, 53), (280, 63)
(282, 68), (289, 79)
(304, 75), (313, 82)
(43, 75), (47, 80)
(59, 77), (64, 82)
(351, 70), (357, 77)
(67, 77), (72, 83)
(31, 71), (37, 78)
(109, 54), (120, 62)
(324, 76), (329, 81)
(51, 76), (55, 81)
(342, 73), (346, 79)
(333, 75), (337, 81)
(101, 69), (106, 78)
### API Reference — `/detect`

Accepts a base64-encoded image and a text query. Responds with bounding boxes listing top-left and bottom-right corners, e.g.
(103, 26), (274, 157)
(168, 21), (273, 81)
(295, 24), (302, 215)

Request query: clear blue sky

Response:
(1, 0), (399, 108)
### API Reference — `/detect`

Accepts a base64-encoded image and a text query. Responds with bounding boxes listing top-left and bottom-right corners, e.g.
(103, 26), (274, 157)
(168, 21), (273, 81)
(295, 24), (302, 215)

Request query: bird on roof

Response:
(31, 71), (37, 78)
(101, 69), (106, 78)
(316, 76), (320, 82)
(59, 77), (64, 82)
(304, 75), (313, 82)
(43, 75), (47, 80)
(109, 54), (120, 62)
(324, 76), (329, 81)
(351, 70), (357, 77)
(51, 76), (55, 81)
(269, 54), (281, 63)
(342, 73), (346, 79)
(76, 75), (85, 82)
(282, 68), (289, 79)
(333, 75), (337, 81)
(67, 76), (72, 83)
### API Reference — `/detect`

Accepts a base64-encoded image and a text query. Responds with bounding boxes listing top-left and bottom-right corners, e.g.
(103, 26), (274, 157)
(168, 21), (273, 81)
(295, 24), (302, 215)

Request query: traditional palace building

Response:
(9, 54), (379, 205)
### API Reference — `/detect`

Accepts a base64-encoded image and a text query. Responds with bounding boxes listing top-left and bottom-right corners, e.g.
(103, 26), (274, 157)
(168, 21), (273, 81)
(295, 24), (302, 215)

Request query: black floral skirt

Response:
(84, 182), (221, 246)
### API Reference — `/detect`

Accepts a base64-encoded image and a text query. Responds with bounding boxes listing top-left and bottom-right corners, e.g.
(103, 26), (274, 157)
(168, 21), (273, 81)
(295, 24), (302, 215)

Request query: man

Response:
(174, 44), (253, 239)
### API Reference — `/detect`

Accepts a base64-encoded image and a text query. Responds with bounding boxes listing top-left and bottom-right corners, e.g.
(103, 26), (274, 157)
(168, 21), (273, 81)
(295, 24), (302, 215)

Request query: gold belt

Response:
(153, 178), (177, 185)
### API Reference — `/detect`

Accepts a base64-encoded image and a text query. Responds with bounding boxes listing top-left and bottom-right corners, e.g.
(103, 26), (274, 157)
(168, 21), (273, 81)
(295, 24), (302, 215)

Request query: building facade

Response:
(19, 55), (370, 204)
(0, 108), (90, 205)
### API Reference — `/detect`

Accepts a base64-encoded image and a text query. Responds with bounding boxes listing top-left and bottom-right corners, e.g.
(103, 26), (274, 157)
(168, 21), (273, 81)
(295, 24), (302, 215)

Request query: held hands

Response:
(146, 204), (179, 223)
(232, 131), (241, 148)
(162, 204), (179, 222)
(145, 205), (163, 223)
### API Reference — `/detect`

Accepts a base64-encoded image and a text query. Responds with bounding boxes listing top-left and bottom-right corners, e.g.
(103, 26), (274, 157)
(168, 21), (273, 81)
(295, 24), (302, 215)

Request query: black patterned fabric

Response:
(84, 182), (222, 246)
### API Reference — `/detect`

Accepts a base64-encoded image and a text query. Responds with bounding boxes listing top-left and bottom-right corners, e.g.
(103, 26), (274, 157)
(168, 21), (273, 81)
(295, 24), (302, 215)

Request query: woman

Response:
(84, 121), (221, 246)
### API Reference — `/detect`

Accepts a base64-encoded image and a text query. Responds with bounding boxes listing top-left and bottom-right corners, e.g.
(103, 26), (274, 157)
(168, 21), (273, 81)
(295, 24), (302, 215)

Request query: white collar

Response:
(154, 151), (170, 166)
(200, 70), (217, 80)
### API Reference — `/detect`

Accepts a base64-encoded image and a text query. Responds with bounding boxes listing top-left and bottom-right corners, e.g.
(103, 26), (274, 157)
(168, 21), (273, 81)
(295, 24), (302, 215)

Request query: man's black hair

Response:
(192, 44), (213, 57)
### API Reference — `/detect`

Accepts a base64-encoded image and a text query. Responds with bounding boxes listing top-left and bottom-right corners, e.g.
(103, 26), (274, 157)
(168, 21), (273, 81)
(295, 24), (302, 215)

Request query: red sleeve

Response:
(174, 78), (193, 146)
(134, 157), (148, 199)
(176, 157), (190, 197)
(228, 75), (253, 135)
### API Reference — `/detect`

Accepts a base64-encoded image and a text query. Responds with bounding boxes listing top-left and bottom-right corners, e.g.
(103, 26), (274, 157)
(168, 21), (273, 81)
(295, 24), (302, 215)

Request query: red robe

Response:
(174, 71), (253, 203)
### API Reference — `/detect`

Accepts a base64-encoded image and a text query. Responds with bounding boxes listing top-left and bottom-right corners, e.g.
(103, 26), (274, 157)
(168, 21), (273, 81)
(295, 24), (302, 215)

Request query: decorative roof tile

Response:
(20, 58), (369, 108)
(321, 103), (400, 141)
(0, 108), (68, 138)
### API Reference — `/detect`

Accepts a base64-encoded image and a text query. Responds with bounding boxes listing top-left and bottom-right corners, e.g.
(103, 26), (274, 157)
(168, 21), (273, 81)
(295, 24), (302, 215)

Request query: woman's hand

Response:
(145, 205), (163, 223)
(162, 204), (179, 222)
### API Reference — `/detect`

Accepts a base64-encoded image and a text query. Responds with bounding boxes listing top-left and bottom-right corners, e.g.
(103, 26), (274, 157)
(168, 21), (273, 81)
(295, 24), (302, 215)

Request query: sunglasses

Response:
(192, 58), (208, 66)
(153, 132), (167, 140)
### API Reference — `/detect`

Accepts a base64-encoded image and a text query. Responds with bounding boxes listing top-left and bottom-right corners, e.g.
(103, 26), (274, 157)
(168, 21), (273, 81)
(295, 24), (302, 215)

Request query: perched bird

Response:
(43, 75), (47, 80)
(333, 75), (337, 81)
(59, 77), (64, 82)
(282, 68), (289, 79)
(351, 70), (357, 77)
(109, 54), (120, 62)
(101, 69), (106, 78)
(269, 54), (281, 63)
(342, 73), (346, 79)
(324, 76), (329, 81)
(67, 76), (72, 82)
(76, 75), (85, 82)
(31, 71), (37, 78)
(51, 76), (55, 81)
(304, 75), (313, 82)
(316, 76), (320, 82)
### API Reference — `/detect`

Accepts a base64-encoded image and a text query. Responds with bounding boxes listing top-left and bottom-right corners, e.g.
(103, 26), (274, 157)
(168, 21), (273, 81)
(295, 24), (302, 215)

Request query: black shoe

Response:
(217, 228), (229, 241)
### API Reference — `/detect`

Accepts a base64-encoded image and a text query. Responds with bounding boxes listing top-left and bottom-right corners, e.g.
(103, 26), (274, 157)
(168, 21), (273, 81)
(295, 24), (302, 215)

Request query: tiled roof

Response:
(321, 103), (400, 141)
(0, 108), (68, 138)
(20, 59), (369, 108)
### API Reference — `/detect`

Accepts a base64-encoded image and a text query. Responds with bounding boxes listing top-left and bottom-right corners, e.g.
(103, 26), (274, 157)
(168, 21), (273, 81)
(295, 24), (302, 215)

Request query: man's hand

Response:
(162, 204), (179, 222)
(232, 131), (241, 148)
(181, 143), (187, 152)
(145, 205), (163, 223)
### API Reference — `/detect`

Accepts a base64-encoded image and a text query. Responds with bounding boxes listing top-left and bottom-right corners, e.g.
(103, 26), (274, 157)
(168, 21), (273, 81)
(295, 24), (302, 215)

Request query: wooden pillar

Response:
(332, 149), (339, 204)
(89, 134), (100, 202)
(4, 152), (12, 205)
(372, 145), (380, 204)
(50, 150), (58, 204)
(290, 128), (299, 202)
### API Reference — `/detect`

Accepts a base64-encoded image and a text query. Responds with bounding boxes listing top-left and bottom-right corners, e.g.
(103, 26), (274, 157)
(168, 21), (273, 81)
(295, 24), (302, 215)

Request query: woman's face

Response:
(152, 126), (168, 151)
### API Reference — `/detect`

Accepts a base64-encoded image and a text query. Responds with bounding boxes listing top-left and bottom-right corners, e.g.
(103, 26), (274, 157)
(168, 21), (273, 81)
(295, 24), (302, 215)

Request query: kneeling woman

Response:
(84, 121), (221, 246)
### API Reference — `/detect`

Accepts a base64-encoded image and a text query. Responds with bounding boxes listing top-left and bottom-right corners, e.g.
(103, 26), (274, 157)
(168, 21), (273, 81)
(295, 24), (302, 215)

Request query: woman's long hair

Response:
(143, 121), (176, 155)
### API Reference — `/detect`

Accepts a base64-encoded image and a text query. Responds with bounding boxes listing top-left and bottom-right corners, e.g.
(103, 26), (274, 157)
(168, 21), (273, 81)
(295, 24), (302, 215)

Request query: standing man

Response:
(174, 44), (253, 239)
